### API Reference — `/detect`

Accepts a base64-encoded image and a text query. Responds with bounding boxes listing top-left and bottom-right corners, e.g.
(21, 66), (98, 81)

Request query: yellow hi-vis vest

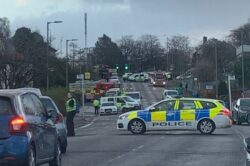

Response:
(93, 100), (100, 107)
(66, 98), (76, 112)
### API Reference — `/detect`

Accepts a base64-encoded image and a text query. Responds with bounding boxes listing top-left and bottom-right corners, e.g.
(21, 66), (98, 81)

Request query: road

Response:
(61, 82), (248, 166)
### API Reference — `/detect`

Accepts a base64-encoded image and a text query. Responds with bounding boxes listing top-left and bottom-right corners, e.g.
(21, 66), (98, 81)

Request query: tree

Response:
(193, 38), (236, 82)
(93, 34), (124, 70)
(166, 35), (192, 76)
(12, 27), (48, 87)
(230, 21), (250, 88)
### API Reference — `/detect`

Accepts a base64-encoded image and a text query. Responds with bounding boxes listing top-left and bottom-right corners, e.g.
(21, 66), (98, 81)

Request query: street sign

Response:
(77, 74), (84, 80)
(205, 85), (213, 90)
(85, 72), (91, 80)
(229, 75), (235, 80)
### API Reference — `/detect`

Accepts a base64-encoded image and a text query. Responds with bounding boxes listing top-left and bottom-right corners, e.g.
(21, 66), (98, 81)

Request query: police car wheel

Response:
(198, 119), (215, 134)
(128, 119), (146, 134)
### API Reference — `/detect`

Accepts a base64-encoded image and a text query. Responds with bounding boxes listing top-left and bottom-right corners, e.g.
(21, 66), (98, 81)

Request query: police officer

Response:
(93, 98), (100, 115)
(65, 92), (77, 137)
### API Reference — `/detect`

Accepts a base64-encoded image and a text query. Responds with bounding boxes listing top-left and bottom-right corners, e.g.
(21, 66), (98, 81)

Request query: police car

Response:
(117, 98), (232, 134)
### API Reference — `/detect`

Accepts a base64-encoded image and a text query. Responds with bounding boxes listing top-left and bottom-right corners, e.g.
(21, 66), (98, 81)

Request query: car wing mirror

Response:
(149, 107), (156, 112)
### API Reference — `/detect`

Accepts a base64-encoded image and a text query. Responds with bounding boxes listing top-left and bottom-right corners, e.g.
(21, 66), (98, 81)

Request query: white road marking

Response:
(76, 122), (94, 130)
(105, 144), (145, 163)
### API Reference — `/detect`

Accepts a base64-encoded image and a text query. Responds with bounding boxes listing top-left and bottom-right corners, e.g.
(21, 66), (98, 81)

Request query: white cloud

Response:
(15, 0), (29, 7)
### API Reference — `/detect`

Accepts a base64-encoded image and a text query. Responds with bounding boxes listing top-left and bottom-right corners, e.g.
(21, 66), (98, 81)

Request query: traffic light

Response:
(116, 64), (119, 70)
(125, 64), (129, 70)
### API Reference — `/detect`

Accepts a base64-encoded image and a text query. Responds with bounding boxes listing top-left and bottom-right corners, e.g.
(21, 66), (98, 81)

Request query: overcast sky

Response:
(1, 0), (250, 55)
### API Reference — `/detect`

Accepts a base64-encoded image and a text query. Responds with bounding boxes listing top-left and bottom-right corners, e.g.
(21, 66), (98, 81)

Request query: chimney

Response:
(203, 36), (207, 44)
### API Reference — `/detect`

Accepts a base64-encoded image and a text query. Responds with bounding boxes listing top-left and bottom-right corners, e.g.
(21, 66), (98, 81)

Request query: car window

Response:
(200, 101), (216, 109)
(179, 100), (196, 110)
(240, 99), (250, 107)
(0, 97), (12, 115)
(153, 100), (176, 111)
(21, 94), (37, 116)
(40, 98), (56, 112)
(30, 94), (46, 117)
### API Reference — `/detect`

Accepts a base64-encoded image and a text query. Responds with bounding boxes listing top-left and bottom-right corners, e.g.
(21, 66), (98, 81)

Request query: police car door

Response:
(148, 100), (176, 130)
(177, 100), (196, 129)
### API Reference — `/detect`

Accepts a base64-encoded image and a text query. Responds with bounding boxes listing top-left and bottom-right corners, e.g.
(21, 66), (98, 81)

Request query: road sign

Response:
(85, 72), (91, 80)
(205, 85), (213, 90)
(229, 75), (235, 80)
(77, 74), (84, 80)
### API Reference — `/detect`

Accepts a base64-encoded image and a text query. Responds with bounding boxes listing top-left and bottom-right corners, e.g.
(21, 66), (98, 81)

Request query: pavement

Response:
(52, 81), (249, 166)
(74, 105), (95, 128)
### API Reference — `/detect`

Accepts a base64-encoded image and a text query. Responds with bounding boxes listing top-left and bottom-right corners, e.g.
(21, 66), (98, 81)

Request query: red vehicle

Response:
(95, 80), (121, 97)
(152, 72), (166, 87)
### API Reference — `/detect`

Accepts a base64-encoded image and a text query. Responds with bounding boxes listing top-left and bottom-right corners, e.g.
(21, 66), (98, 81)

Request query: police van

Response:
(117, 98), (232, 134)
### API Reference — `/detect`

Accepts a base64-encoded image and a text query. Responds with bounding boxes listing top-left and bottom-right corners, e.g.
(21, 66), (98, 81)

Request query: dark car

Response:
(0, 90), (61, 166)
(244, 137), (250, 166)
(232, 98), (250, 125)
(40, 96), (68, 153)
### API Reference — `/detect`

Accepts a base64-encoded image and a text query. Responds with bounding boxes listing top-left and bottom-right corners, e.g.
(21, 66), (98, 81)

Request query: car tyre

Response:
(61, 139), (67, 154)
(236, 113), (242, 125)
(23, 145), (36, 166)
(128, 119), (146, 134)
(49, 141), (62, 166)
(232, 111), (236, 124)
(197, 119), (215, 134)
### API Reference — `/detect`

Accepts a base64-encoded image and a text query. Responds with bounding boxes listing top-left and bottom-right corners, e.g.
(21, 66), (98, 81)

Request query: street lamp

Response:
(66, 39), (78, 88)
(46, 20), (63, 91)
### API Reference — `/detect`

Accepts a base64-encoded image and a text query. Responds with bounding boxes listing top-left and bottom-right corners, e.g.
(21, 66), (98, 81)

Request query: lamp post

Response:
(240, 31), (245, 97)
(66, 39), (78, 89)
(46, 20), (63, 91)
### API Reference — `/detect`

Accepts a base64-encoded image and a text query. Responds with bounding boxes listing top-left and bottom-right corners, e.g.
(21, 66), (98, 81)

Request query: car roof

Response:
(0, 89), (32, 97)
(39, 96), (52, 100)
(17, 88), (42, 96)
(125, 91), (140, 94)
(164, 90), (178, 92)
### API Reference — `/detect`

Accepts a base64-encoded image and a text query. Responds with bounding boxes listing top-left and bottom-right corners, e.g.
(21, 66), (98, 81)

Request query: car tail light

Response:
(9, 116), (27, 134)
(55, 113), (64, 124)
(219, 108), (231, 117)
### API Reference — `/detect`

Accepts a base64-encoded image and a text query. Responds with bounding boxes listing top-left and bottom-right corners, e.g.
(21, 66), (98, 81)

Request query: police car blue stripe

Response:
(138, 111), (151, 122)
(175, 111), (180, 121)
(196, 109), (209, 120)
(167, 110), (175, 121)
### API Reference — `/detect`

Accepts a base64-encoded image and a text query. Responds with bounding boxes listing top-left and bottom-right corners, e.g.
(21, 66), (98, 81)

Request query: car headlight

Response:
(163, 82), (166, 84)
(119, 114), (129, 120)
(153, 81), (156, 84)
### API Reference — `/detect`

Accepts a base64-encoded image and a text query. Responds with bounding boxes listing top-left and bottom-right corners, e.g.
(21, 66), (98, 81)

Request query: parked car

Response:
(40, 96), (68, 154)
(109, 76), (120, 84)
(162, 90), (181, 99)
(244, 137), (250, 166)
(122, 73), (132, 81)
(232, 98), (250, 125)
(99, 102), (118, 115)
(0, 90), (61, 166)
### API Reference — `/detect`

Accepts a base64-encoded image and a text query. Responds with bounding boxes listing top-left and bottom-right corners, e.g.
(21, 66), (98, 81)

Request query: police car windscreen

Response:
(102, 103), (115, 106)
(0, 97), (12, 115)
(126, 93), (140, 99)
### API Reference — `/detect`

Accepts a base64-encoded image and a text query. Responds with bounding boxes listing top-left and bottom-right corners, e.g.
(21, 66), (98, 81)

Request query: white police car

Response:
(117, 98), (232, 134)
